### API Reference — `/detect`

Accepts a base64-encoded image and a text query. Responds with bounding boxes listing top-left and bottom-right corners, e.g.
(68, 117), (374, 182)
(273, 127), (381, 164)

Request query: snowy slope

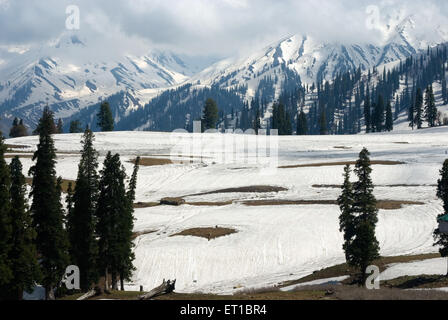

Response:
(6, 127), (448, 294)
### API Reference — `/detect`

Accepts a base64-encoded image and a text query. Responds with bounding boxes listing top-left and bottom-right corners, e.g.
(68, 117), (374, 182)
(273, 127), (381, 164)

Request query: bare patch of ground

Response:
(131, 230), (157, 240)
(160, 197), (186, 206)
(129, 157), (174, 167)
(382, 275), (448, 289)
(294, 284), (448, 300)
(313, 184), (437, 188)
(279, 160), (404, 169)
(133, 202), (160, 209)
(170, 227), (237, 240)
(186, 185), (288, 197)
(186, 201), (235, 207)
(4, 154), (34, 159)
(241, 199), (424, 210)
(333, 146), (352, 149)
(279, 253), (440, 289)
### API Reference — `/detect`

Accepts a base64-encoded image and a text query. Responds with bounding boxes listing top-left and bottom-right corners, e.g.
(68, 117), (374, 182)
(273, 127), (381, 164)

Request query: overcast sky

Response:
(0, 0), (447, 57)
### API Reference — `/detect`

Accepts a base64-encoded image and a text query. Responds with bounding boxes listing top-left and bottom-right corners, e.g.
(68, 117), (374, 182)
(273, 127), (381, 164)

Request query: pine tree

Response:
(117, 157), (140, 291)
(253, 108), (261, 135)
(69, 120), (84, 133)
(434, 160), (448, 261)
(364, 94), (371, 133)
(28, 106), (69, 299)
(319, 108), (327, 135)
(373, 95), (385, 132)
(415, 88), (424, 129)
(201, 98), (219, 131)
(442, 78), (448, 105)
(347, 148), (380, 284)
(385, 101), (393, 132)
(338, 165), (355, 261)
(97, 101), (114, 132)
(7, 157), (41, 300)
(297, 111), (308, 135)
(96, 152), (130, 291)
(0, 133), (13, 298)
(9, 118), (28, 138)
(56, 119), (63, 134)
(425, 85), (437, 127)
(67, 129), (100, 291)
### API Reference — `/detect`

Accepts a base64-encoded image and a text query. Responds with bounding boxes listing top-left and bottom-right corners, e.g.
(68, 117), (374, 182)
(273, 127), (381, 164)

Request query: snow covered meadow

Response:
(5, 127), (448, 294)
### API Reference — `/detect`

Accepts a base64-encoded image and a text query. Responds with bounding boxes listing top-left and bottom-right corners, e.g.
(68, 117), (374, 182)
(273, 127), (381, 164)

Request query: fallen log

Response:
(76, 287), (102, 300)
(77, 289), (96, 301)
(138, 279), (176, 300)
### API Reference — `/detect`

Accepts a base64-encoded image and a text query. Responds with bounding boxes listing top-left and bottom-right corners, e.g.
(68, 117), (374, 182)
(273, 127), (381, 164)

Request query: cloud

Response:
(0, 0), (447, 57)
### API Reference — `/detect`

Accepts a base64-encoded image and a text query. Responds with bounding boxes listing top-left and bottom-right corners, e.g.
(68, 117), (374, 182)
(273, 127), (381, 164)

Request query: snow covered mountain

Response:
(190, 15), (448, 97)
(1, 14), (447, 133)
(0, 33), (197, 130)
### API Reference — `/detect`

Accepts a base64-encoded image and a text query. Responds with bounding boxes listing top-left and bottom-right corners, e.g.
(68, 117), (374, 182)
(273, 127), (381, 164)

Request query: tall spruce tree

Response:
(96, 152), (130, 291)
(385, 101), (393, 132)
(297, 111), (308, 135)
(364, 94), (371, 133)
(201, 98), (219, 131)
(346, 148), (380, 284)
(415, 88), (424, 129)
(373, 95), (385, 132)
(319, 108), (327, 135)
(97, 101), (114, 132)
(67, 129), (100, 291)
(28, 106), (69, 299)
(338, 165), (355, 261)
(7, 157), (41, 300)
(434, 160), (448, 262)
(117, 157), (140, 290)
(0, 133), (13, 298)
(442, 78), (448, 105)
(425, 85), (437, 127)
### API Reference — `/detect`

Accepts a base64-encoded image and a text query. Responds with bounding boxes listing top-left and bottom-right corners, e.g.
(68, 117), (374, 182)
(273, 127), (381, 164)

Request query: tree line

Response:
(0, 106), (139, 300)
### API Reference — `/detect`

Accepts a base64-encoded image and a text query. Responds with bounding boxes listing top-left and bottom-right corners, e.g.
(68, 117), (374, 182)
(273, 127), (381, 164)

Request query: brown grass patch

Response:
(131, 230), (157, 240)
(333, 146), (352, 149)
(155, 290), (328, 300)
(25, 177), (76, 193)
(133, 202), (160, 209)
(279, 253), (441, 289)
(279, 160), (404, 169)
(313, 184), (437, 189)
(4, 154), (34, 159)
(241, 199), (424, 210)
(129, 157), (174, 167)
(186, 201), (234, 207)
(382, 275), (448, 289)
(160, 197), (186, 206)
(187, 185), (287, 197)
(170, 227), (237, 240)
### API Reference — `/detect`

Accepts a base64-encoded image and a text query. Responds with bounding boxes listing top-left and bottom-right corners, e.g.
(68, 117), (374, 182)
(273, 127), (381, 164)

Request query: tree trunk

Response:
(104, 268), (109, 292)
(138, 279), (176, 300)
(111, 272), (117, 290)
(120, 273), (124, 291)
(46, 286), (55, 300)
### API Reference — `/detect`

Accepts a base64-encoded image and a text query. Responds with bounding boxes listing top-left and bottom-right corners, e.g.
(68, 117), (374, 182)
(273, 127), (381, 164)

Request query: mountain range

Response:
(0, 14), (447, 133)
